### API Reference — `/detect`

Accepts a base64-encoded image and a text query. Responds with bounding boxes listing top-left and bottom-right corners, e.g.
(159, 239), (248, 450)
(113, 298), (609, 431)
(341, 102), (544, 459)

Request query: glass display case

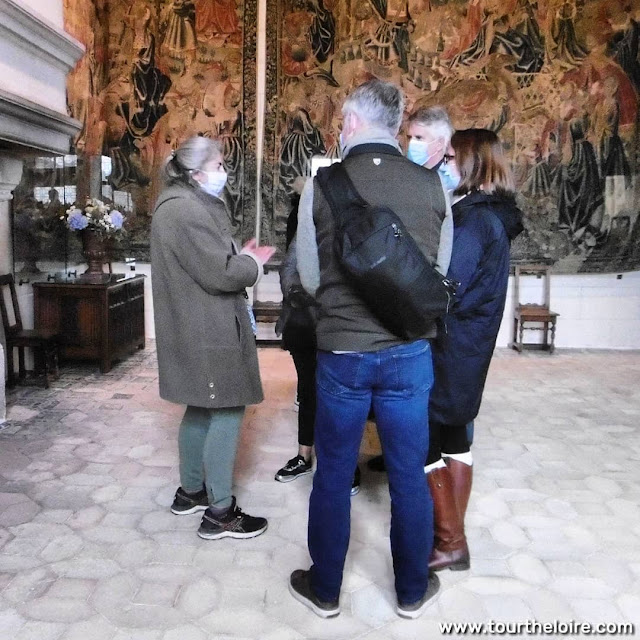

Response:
(11, 154), (134, 282)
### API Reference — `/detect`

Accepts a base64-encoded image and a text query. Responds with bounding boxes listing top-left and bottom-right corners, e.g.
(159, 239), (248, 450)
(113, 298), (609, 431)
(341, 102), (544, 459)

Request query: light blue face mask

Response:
(438, 163), (461, 192)
(339, 131), (345, 154)
(200, 170), (227, 198)
(407, 138), (431, 166)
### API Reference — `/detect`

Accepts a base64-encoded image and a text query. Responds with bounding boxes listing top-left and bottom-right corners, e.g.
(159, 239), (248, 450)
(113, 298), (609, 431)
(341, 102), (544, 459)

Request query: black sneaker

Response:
(171, 486), (208, 515)
(396, 572), (441, 619)
(197, 497), (268, 540)
(289, 569), (340, 618)
(351, 465), (361, 496)
(275, 455), (312, 483)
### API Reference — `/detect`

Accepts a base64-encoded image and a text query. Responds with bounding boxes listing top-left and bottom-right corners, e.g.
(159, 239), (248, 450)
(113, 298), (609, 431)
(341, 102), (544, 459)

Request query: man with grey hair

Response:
(289, 79), (447, 619)
(367, 105), (458, 476)
(407, 106), (454, 168)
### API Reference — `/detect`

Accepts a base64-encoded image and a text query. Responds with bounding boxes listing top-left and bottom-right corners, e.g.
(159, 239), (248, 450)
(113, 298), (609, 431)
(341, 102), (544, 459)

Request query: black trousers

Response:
(291, 349), (317, 447)
(426, 420), (470, 466)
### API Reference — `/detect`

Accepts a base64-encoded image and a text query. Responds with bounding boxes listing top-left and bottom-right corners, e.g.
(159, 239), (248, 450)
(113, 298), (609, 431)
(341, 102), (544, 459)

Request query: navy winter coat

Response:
(429, 191), (524, 427)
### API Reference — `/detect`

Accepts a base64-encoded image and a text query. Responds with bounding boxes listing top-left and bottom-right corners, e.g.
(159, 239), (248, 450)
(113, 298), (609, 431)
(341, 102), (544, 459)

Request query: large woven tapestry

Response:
(63, 0), (257, 258)
(263, 0), (640, 273)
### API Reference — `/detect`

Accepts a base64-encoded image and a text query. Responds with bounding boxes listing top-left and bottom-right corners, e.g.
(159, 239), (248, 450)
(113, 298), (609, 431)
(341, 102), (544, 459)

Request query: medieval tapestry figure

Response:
(547, 0), (589, 68)
(163, 0), (198, 59)
(557, 118), (605, 244)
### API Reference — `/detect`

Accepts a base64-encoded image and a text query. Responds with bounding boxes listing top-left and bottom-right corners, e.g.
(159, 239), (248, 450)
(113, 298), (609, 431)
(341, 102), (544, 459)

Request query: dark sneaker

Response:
(351, 465), (361, 496)
(289, 569), (340, 618)
(171, 486), (208, 515)
(396, 572), (441, 619)
(197, 497), (267, 540)
(275, 455), (312, 483)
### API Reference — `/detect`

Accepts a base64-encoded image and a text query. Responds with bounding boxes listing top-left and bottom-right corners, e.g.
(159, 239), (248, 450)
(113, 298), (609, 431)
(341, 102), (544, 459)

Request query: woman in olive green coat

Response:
(151, 136), (275, 540)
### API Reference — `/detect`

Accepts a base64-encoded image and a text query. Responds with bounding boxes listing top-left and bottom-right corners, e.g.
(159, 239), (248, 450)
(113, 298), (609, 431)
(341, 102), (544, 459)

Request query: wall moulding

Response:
(0, 89), (82, 155)
(0, 0), (84, 72)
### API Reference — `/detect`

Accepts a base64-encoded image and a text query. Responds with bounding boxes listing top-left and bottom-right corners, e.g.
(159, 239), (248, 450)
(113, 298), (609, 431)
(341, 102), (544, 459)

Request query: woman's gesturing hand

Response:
(243, 238), (276, 264)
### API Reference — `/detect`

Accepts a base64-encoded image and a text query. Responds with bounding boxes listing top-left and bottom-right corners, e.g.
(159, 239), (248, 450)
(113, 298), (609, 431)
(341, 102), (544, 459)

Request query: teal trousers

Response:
(178, 405), (245, 509)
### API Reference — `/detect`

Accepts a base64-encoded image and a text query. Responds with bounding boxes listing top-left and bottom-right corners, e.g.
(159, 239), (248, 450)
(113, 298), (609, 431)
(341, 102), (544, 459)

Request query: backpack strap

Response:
(316, 163), (367, 227)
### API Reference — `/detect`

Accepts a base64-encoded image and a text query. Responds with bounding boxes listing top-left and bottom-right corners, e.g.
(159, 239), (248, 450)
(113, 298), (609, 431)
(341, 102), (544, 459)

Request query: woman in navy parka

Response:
(426, 129), (524, 572)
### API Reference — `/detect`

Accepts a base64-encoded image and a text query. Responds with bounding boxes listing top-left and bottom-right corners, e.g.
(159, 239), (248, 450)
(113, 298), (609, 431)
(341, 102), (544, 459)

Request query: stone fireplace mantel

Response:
(0, 0), (83, 155)
(0, 89), (82, 155)
(0, 0), (84, 72)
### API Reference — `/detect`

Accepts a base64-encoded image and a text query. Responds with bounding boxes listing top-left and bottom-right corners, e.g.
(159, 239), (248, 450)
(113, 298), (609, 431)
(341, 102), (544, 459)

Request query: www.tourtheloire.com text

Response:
(439, 620), (635, 636)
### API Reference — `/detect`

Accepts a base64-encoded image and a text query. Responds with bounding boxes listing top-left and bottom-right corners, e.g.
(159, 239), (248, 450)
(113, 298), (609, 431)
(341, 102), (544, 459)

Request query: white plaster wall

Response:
(495, 271), (640, 349)
(19, 0), (63, 27)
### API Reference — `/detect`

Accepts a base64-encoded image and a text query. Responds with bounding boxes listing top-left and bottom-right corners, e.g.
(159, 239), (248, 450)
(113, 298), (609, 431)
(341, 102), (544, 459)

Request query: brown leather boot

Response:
(427, 466), (470, 571)
(447, 458), (473, 521)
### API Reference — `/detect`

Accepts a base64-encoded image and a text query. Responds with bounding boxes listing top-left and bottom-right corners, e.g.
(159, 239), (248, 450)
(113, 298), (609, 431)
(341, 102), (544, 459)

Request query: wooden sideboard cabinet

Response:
(33, 274), (146, 373)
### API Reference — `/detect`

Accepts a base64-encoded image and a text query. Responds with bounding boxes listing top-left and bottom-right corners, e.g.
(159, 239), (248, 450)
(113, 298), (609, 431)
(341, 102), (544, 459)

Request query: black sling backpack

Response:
(316, 162), (457, 340)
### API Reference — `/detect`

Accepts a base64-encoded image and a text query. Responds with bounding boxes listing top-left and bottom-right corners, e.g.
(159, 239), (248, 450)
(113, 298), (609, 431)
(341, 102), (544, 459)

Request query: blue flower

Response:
(68, 211), (89, 230)
(110, 211), (124, 229)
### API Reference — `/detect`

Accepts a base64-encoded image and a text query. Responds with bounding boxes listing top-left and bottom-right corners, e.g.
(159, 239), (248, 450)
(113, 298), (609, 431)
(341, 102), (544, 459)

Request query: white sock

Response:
(424, 458), (447, 474)
(443, 451), (473, 466)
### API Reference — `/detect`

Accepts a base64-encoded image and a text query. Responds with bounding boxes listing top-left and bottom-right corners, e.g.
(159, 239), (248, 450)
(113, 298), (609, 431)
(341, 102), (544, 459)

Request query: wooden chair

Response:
(511, 264), (559, 354)
(252, 259), (283, 346)
(0, 274), (60, 388)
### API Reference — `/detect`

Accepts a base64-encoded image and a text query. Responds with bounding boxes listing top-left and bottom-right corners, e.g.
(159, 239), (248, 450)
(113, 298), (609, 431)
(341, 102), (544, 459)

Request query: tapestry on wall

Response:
(60, 0), (257, 260)
(263, 0), (640, 273)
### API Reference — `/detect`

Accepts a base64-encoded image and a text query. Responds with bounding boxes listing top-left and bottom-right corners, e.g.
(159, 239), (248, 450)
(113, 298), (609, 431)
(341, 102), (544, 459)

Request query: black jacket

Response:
(276, 237), (317, 352)
(429, 191), (524, 426)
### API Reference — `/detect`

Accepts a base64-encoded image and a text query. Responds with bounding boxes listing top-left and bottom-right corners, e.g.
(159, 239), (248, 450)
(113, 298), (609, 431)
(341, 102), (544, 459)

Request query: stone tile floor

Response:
(1, 345), (639, 639)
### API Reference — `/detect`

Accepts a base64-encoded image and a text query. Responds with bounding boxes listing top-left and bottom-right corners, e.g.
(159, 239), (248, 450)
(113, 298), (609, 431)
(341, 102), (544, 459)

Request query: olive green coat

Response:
(151, 182), (263, 408)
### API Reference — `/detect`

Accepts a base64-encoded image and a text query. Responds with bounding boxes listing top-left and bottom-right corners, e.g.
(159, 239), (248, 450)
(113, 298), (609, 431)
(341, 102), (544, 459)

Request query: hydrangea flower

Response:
(63, 198), (126, 236)
(67, 210), (89, 230)
(109, 211), (124, 229)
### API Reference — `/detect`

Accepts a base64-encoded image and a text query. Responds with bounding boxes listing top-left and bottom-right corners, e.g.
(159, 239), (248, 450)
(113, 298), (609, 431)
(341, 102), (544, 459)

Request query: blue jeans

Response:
(308, 340), (434, 605)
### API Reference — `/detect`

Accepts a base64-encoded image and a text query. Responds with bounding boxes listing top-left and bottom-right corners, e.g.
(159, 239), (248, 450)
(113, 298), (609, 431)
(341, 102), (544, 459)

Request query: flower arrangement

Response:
(62, 198), (125, 236)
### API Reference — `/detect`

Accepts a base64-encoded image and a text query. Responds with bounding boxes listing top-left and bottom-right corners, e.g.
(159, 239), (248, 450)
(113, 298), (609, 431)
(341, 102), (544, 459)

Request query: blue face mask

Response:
(438, 163), (461, 192)
(407, 138), (431, 166)
(200, 170), (227, 198)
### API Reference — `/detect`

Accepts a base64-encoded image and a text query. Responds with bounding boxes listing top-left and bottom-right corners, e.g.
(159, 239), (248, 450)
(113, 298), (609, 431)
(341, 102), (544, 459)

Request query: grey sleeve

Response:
(296, 178), (320, 296)
(166, 202), (259, 294)
(435, 174), (453, 276)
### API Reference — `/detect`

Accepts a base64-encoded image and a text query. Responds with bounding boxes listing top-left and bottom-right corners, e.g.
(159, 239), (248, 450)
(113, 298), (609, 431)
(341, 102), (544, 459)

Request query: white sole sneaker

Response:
(275, 468), (313, 483)
(197, 522), (268, 540)
(171, 504), (208, 515)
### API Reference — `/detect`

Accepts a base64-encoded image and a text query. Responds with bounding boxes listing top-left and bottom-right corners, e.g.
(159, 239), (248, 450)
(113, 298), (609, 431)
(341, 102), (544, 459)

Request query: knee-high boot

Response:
(446, 458), (473, 523)
(427, 466), (470, 571)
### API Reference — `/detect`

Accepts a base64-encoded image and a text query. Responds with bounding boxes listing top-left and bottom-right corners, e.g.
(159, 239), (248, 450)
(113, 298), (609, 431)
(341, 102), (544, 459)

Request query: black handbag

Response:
(316, 162), (457, 340)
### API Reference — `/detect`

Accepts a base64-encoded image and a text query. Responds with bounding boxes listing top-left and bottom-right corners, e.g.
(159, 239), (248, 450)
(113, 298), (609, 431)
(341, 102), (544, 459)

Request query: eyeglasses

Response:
(443, 154), (455, 165)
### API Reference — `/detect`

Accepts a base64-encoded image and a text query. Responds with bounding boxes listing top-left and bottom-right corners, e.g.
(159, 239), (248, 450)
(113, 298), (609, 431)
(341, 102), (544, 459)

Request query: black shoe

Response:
(367, 455), (386, 473)
(351, 465), (361, 496)
(289, 569), (340, 618)
(275, 454), (312, 483)
(396, 572), (441, 619)
(171, 486), (208, 515)
(197, 497), (268, 540)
